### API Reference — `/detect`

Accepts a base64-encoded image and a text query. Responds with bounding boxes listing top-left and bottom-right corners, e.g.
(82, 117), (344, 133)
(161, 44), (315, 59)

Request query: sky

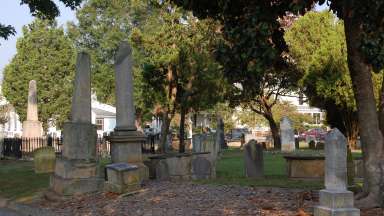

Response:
(0, 1), (330, 80)
(0, 0), (77, 79)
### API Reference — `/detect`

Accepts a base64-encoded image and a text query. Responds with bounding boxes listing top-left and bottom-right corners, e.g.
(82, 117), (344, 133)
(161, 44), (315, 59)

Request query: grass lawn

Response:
(197, 148), (325, 189)
(0, 148), (361, 200)
(0, 159), (50, 201)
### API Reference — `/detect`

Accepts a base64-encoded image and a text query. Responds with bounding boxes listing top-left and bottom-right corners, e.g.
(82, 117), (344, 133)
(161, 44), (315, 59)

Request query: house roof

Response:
(92, 101), (116, 117)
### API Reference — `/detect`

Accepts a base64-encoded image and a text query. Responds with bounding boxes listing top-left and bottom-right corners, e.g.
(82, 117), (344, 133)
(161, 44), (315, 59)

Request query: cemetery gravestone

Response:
(22, 80), (43, 138)
(244, 139), (264, 178)
(314, 128), (360, 216)
(34, 146), (55, 173)
(51, 52), (102, 196)
(191, 156), (212, 179)
(107, 42), (149, 193)
(280, 117), (295, 152)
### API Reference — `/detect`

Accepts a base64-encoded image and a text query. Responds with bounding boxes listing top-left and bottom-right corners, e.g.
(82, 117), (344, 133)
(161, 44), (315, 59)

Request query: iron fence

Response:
(2, 134), (160, 158)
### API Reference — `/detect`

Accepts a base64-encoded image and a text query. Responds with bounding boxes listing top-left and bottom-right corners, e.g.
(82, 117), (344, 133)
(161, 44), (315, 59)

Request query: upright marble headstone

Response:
(280, 116), (295, 152)
(244, 139), (264, 178)
(108, 42), (149, 191)
(51, 52), (101, 196)
(22, 80), (43, 137)
(314, 128), (360, 216)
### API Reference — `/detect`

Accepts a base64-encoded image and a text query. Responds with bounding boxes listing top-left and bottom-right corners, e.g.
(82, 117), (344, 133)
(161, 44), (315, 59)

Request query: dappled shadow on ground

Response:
(34, 181), (301, 215)
(33, 180), (383, 216)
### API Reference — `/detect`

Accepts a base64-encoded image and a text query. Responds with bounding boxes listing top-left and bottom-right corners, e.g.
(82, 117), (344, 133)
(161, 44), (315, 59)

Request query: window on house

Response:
(313, 113), (321, 125)
(96, 118), (104, 131)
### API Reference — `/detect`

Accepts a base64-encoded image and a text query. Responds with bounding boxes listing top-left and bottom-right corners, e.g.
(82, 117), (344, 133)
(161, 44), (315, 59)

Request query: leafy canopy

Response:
(0, 0), (83, 41)
(2, 19), (76, 129)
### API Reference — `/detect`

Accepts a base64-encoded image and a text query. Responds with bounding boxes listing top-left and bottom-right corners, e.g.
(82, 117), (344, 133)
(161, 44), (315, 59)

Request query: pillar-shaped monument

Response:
(280, 116), (295, 152)
(109, 41), (148, 181)
(314, 128), (359, 216)
(22, 80), (43, 137)
(51, 52), (102, 195)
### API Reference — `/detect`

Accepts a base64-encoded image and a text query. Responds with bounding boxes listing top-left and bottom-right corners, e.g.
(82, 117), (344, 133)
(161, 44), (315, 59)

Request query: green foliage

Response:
(2, 19), (75, 129)
(0, 24), (15, 42)
(68, 0), (150, 106)
(1, 0), (83, 41)
(284, 11), (382, 138)
(130, 2), (224, 116)
(285, 11), (355, 109)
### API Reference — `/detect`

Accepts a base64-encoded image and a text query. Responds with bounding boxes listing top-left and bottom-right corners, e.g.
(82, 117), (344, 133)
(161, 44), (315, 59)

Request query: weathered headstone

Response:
(34, 146), (55, 173)
(108, 42), (148, 192)
(193, 133), (218, 161)
(244, 139), (264, 178)
(51, 52), (102, 196)
(192, 156), (212, 179)
(22, 80), (43, 138)
(280, 117), (295, 152)
(216, 116), (226, 149)
(314, 128), (360, 216)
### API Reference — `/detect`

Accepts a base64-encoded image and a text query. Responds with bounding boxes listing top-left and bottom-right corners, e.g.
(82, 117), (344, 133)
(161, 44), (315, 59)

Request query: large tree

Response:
(285, 11), (382, 148)
(67, 0), (150, 105)
(68, 0), (156, 131)
(173, 0), (384, 208)
(131, 2), (223, 152)
(0, 0), (83, 41)
(2, 19), (76, 129)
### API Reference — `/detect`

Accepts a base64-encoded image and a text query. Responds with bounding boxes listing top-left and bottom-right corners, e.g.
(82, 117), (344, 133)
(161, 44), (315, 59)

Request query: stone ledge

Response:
(319, 189), (354, 209)
(314, 206), (360, 216)
(50, 174), (103, 196)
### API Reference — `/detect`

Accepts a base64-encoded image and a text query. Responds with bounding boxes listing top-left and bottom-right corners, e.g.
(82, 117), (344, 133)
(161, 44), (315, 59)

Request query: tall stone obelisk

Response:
(22, 80), (43, 137)
(51, 52), (102, 195)
(109, 41), (148, 180)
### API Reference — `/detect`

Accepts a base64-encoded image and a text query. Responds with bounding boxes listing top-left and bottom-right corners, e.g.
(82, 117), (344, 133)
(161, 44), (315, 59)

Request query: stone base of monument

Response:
(50, 157), (103, 195)
(104, 163), (141, 194)
(62, 122), (97, 160)
(22, 120), (43, 137)
(314, 189), (360, 216)
(145, 152), (216, 180)
(109, 129), (149, 181)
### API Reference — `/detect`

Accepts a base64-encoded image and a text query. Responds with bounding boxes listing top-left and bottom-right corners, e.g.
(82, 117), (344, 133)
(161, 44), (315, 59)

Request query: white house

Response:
(1, 93), (118, 137)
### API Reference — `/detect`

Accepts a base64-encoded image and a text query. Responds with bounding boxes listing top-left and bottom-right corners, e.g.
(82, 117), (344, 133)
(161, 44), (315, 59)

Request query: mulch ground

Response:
(33, 180), (383, 216)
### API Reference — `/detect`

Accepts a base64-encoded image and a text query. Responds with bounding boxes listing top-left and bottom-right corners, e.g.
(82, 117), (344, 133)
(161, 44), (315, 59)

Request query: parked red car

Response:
(299, 128), (326, 140)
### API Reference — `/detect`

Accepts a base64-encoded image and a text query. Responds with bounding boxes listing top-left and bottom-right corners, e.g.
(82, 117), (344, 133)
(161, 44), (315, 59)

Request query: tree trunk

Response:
(265, 114), (280, 150)
(159, 111), (171, 153)
(344, 8), (384, 207)
(343, 110), (359, 149)
(179, 104), (186, 153)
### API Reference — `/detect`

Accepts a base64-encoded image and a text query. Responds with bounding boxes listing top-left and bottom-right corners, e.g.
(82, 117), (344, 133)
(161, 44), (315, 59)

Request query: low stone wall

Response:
(145, 152), (216, 181)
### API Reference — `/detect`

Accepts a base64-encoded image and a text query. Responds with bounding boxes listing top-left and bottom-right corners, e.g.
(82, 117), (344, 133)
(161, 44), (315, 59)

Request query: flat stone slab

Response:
(106, 163), (138, 171)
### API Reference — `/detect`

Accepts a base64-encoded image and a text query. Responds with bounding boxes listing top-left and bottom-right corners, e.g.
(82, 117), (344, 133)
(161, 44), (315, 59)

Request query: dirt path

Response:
(34, 181), (383, 216)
